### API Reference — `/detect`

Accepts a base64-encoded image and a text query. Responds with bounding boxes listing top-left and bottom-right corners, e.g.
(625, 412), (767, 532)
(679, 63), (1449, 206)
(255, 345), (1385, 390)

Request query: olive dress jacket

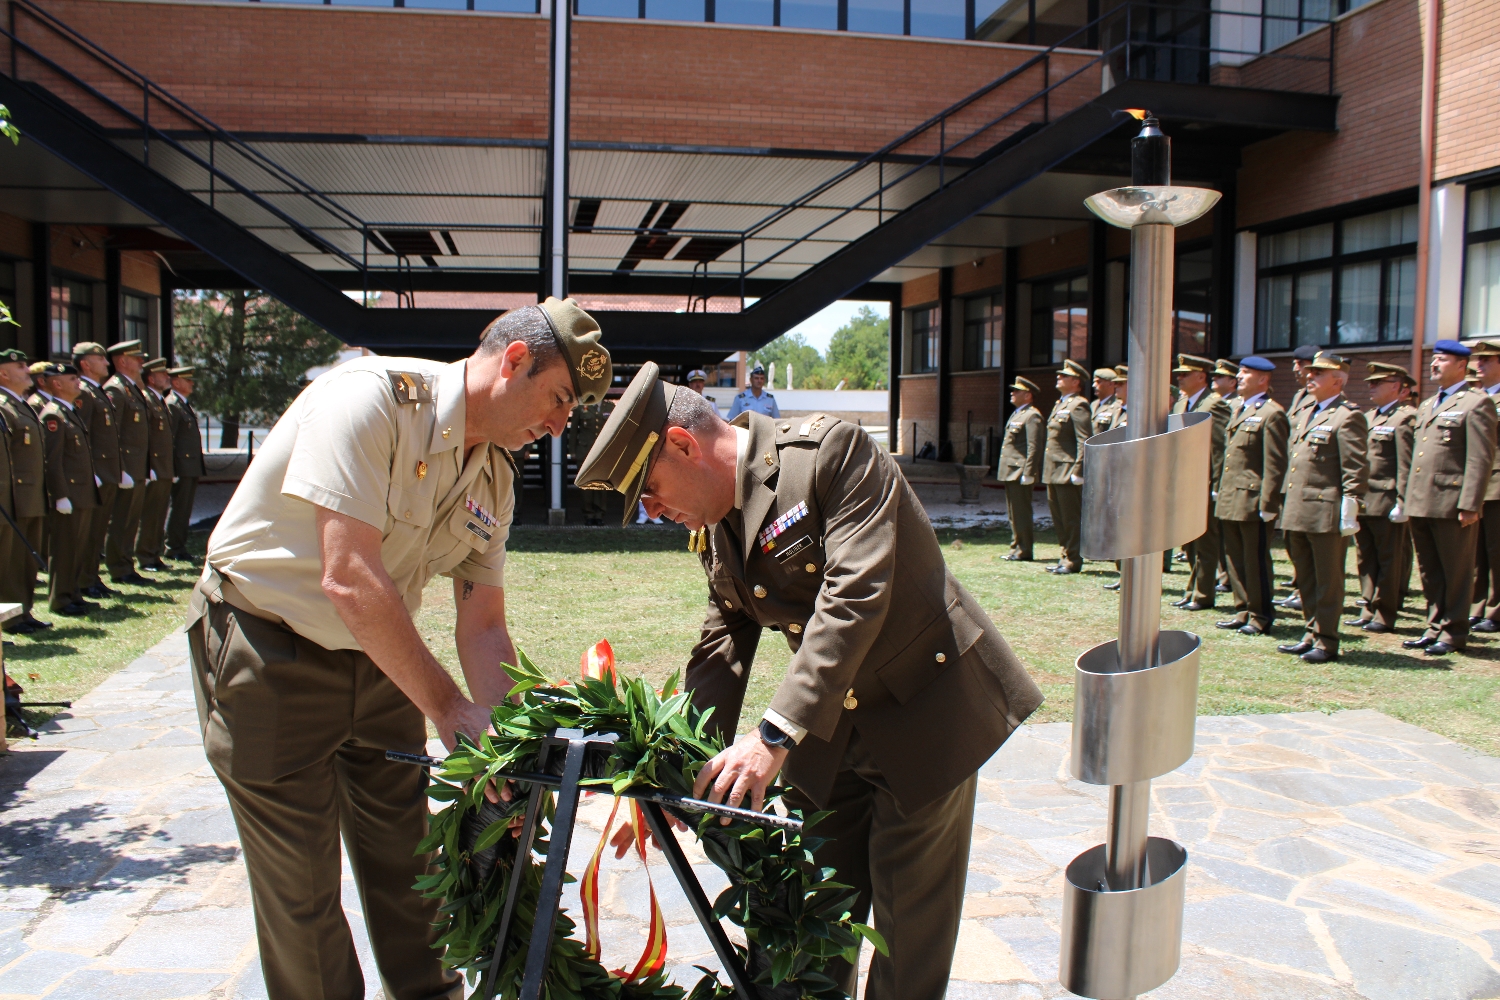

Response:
(144, 389), (175, 481)
(1090, 396), (1121, 437)
(40, 400), (98, 508)
(1214, 395), (1289, 522)
(1172, 388), (1233, 491)
(76, 378), (122, 485)
(997, 405), (1044, 484)
(103, 374), (151, 483)
(1043, 395), (1093, 484)
(1480, 387), (1500, 503)
(1279, 396), (1368, 534)
(1403, 383), (1499, 519)
(168, 391), (205, 479)
(1363, 403), (1416, 519)
(0, 388), (46, 518)
(685, 412), (1044, 815)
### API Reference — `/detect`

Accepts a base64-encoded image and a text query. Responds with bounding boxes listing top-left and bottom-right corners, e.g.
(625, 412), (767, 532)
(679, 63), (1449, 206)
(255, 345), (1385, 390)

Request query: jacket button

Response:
(935, 652), (947, 663)
(405, 510), (412, 518)
(724, 600), (733, 609)
(843, 688), (857, 710)
(788, 622), (802, 634)
(805, 563), (816, 573)
(754, 585), (767, 598)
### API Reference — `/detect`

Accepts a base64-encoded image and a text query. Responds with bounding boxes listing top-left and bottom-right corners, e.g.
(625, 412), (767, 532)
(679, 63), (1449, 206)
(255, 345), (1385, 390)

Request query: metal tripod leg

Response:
(639, 802), (754, 999)
(477, 778), (547, 1000)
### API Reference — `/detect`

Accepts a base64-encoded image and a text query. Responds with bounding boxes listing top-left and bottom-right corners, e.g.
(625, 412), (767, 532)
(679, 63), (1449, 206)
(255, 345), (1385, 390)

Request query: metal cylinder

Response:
(1106, 782), (1151, 891)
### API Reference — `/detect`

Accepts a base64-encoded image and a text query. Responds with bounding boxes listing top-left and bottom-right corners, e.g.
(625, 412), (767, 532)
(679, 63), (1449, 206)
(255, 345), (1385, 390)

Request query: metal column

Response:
(1058, 114), (1220, 1000)
(545, 0), (570, 525)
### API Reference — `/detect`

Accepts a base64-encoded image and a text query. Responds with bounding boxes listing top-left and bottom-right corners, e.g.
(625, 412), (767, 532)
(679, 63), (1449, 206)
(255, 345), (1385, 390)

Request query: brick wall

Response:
(896, 373), (937, 454)
(1432, 0), (1500, 181)
(121, 252), (160, 296)
(0, 212), (30, 259)
(948, 370), (1002, 454)
(25, 1), (1098, 152)
(952, 251), (1006, 297)
(1018, 226), (1088, 279)
(902, 272), (941, 308)
(50, 225), (106, 279)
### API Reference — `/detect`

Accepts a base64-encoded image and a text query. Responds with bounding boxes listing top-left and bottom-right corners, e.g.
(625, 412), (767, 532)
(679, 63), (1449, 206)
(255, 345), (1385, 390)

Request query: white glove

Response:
(1020, 475), (1033, 485)
(1070, 474), (1085, 486)
(55, 497), (72, 514)
(1260, 510), (1277, 523)
(94, 475), (102, 487)
(1389, 504), (1409, 524)
(173, 476), (179, 483)
(1211, 491), (1219, 501)
(121, 470), (135, 489)
(1339, 496), (1360, 536)
(148, 470), (157, 482)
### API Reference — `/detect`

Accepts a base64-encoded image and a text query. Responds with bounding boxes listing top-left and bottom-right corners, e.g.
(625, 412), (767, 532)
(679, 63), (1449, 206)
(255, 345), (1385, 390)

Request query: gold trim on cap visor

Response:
(620, 431), (660, 495)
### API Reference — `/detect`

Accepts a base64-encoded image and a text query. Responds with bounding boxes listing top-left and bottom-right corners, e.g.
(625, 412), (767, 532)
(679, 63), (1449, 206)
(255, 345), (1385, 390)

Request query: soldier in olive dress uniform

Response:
(0, 348), (49, 632)
(1170, 354), (1232, 611)
(1090, 368), (1121, 437)
(1044, 358), (1094, 574)
(1212, 357), (1288, 636)
(136, 358), (176, 570)
(571, 401), (609, 526)
(72, 342), (123, 598)
(38, 364), (100, 616)
(165, 367), (205, 560)
(1467, 340), (1500, 631)
(578, 363), (1043, 1000)
(997, 376), (1044, 561)
(103, 340), (152, 584)
(1275, 344), (1324, 612)
(1400, 341), (1498, 655)
(1276, 353), (1368, 662)
(1349, 362), (1418, 633)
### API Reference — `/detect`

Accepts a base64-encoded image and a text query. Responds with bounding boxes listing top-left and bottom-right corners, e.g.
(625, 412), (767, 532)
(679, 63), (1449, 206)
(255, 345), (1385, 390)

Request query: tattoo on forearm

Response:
(462, 580), (474, 601)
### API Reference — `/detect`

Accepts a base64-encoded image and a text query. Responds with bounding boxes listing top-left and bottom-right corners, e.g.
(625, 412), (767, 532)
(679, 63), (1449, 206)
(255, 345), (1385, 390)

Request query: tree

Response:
(747, 331), (823, 389)
(174, 290), (342, 446)
(823, 305), (889, 390)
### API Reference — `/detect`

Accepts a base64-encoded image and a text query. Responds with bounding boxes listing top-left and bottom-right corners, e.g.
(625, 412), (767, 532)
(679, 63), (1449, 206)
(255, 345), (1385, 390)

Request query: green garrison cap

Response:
(1058, 358), (1089, 380)
(142, 357), (168, 373)
(535, 296), (611, 405)
(1173, 353), (1214, 374)
(71, 341), (107, 358)
(574, 362), (679, 526)
(168, 366), (196, 378)
(107, 340), (144, 358)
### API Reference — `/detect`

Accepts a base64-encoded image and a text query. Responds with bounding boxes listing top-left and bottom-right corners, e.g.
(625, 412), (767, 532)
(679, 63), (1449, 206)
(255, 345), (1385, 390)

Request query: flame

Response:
(1124, 108), (1149, 120)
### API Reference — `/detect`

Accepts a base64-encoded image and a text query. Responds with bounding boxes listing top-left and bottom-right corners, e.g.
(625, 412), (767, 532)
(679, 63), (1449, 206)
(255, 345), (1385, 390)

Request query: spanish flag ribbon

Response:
(581, 638), (617, 684)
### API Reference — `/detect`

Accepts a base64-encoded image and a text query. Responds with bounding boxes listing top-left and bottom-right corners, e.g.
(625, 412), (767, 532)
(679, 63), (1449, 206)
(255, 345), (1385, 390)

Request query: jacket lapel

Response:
(738, 414), (780, 565)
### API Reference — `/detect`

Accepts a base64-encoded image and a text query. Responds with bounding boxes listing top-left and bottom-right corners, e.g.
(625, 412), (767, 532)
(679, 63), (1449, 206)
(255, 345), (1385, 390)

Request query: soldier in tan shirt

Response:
(997, 376), (1044, 561)
(1350, 362), (1418, 633)
(1400, 341), (1498, 655)
(189, 299), (611, 1000)
(1276, 353), (1367, 662)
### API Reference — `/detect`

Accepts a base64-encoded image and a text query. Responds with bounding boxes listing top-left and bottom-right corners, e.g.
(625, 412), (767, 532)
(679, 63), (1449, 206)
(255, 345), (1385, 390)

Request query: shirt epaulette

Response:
(387, 370), (433, 404)
(774, 413), (839, 445)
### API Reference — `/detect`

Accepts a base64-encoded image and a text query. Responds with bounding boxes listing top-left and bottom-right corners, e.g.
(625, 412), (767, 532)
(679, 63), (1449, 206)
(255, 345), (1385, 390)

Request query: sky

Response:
(785, 299), (890, 355)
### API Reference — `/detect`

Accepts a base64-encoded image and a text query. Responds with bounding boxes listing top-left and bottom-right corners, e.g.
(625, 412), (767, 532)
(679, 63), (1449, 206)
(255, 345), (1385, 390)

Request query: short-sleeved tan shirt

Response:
(202, 356), (514, 651)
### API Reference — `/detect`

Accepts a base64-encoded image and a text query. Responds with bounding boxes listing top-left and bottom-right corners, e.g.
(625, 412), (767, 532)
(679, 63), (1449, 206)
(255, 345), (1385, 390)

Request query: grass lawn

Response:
(4, 533), (206, 721)
(416, 524), (1500, 756)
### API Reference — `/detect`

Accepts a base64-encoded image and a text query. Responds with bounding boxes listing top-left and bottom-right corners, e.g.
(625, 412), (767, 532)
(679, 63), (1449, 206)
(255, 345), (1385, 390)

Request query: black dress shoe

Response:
(1470, 616), (1483, 626)
(56, 602), (90, 617)
(21, 614), (52, 630)
(1103, 581), (1120, 591)
(1344, 618), (1372, 628)
(1004, 553), (1031, 562)
(138, 561), (168, 572)
(1356, 598), (1369, 607)
(1283, 597), (1303, 611)
(1180, 601), (1214, 612)
(1277, 640), (1313, 655)
(1473, 619), (1499, 633)
(1301, 648), (1337, 663)
(1402, 635), (1436, 649)
(8, 618), (42, 635)
(1216, 618), (1248, 629)
(1239, 623), (1267, 636)
(1216, 583), (1232, 593)
(167, 550), (193, 561)
(1053, 565), (1079, 575)
(1425, 641), (1458, 656)
(115, 572), (152, 585)
(82, 584), (114, 599)
(1170, 597), (1191, 608)
(1361, 621), (1391, 633)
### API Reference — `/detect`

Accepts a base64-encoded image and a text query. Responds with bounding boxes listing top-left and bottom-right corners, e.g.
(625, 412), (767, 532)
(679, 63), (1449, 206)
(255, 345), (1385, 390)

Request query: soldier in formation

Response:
(1468, 340), (1500, 632)
(1090, 367), (1121, 436)
(1043, 359), (1092, 574)
(1213, 357), (1287, 637)
(1349, 363), (1417, 634)
(165, 366), (204, 560)
(1170, 354), (1232, 611)
(997, 376), (1043, 562)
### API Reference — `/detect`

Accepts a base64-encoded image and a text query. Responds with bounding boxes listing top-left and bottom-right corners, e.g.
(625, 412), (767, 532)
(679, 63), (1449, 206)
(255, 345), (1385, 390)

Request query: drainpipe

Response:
(1411, 0), (1439, 395)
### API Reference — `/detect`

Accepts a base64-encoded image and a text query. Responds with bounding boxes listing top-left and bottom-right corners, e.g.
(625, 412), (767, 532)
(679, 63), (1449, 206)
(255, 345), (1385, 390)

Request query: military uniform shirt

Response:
(203, 357), (514, 651)
(728, 388), (781, 419)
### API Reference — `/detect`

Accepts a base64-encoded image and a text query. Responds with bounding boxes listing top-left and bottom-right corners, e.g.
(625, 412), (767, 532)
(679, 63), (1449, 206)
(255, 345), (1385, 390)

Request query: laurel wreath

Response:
(416, 647), (886, 1000)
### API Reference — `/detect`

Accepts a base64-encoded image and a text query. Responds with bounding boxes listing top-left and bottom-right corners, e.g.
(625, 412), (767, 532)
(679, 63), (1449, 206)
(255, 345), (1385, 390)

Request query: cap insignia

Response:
(577, 348), (607, 382)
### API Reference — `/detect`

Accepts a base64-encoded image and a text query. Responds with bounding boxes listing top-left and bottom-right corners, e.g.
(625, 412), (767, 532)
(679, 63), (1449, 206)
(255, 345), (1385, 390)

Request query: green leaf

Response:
(851, 922), (889, 956)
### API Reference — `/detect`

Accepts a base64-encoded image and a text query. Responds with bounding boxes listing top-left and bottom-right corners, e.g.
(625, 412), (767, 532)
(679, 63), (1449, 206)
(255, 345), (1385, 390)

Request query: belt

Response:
(189, 565), (286, 629)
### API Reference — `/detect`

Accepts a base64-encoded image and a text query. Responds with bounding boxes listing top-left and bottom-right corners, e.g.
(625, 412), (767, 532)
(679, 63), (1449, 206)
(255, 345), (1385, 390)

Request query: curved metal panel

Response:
(1080, 410), (1211, 560)
(1071, 630), (1201, 785)
(1060, 837), (1188, 999)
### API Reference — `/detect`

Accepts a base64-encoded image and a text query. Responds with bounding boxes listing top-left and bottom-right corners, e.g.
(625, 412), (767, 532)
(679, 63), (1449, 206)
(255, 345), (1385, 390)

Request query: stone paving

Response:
(4, 632), (1500, 999)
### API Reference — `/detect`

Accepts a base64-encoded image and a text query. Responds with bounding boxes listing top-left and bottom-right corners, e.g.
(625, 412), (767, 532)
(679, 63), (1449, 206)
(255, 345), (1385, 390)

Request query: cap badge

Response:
(416, 460), (427, 481)
(577, 348), (607, 382)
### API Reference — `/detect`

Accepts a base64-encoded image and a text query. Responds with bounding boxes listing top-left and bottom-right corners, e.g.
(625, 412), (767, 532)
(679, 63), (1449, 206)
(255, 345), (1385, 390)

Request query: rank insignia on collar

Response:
(416, 460), (427, 481)
(758, 501), (809, 553)
(464, 495), (495, 527)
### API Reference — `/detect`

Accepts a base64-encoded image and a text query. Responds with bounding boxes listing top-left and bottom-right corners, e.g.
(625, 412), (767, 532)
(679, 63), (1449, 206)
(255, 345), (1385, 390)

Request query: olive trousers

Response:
(106, 483), (145, 580)
(1471, 499), (1500, 623)
(1004, 482), (1034, 559)
(166, 475), (199, 555)
(1411, 516), (1479, 649)
(46, 506), (94, 612)
(0, 514), (44, 614)
(188, 594), (462, 1000)
(1181, 513), (1223, 607)
(1284, 530), (1347, 654)
(1045, 483), (1082, 571)
(1220, 518), (1276, 631)
(1355, 515), (1410, 629)
(136, 477), (173, 565)
(785, 729), (976, 1000)
(81, 481), (117, 589)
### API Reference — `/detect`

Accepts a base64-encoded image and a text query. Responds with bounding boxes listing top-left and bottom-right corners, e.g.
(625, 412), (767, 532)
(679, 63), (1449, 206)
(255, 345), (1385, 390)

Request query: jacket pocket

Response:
(872, 600), (978, 704)
(388, 484), (433, 528)
(1434, 473), (1464, 488)
(1300, 486), (1339, 502)
(1368, 477), (1395, 491)
(1234, 469), (1262, 490)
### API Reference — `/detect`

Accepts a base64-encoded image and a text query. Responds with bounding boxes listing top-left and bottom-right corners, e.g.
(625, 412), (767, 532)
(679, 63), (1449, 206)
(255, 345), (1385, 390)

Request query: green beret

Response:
(72, 341), (107, 358)
(536, 296), (611, 406)
(0, 347), (27, 364)
(574, 362), (678, 526)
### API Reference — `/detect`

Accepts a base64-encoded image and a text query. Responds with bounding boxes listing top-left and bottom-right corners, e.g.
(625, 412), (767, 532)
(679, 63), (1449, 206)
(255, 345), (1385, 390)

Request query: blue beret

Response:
(1434, 339), (1471, 357)
(1239, 356), (1276, 372)
(1291, 344), (1320, 361)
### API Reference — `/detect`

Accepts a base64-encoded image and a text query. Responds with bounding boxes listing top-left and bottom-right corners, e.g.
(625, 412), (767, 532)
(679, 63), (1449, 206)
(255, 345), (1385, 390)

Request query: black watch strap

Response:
(758, 718), (797, 749)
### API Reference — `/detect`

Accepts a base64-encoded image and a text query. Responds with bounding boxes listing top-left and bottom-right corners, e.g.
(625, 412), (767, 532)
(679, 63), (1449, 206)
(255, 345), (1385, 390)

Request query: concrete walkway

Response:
(3, 633), (1500, 999)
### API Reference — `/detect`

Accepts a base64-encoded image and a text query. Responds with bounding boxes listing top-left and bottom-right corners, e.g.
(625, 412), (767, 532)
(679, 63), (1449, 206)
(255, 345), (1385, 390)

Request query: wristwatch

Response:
(758, 718), (798, 750)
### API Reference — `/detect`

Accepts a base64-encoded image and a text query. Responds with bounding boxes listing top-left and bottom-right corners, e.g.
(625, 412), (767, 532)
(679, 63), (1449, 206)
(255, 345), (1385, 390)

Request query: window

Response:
(1029, 275), (1087, 367)
(124, 293), (150, 342)
(1262, 0), (1369, 51)
(50, 280), (93, 358)
(962, 294), (1003, 370)
(1174, 246), (1212, 357)
(1255, 205), (1417, 351)
(908, 305), (939, 373)
(1463, 185), (1500, 339)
